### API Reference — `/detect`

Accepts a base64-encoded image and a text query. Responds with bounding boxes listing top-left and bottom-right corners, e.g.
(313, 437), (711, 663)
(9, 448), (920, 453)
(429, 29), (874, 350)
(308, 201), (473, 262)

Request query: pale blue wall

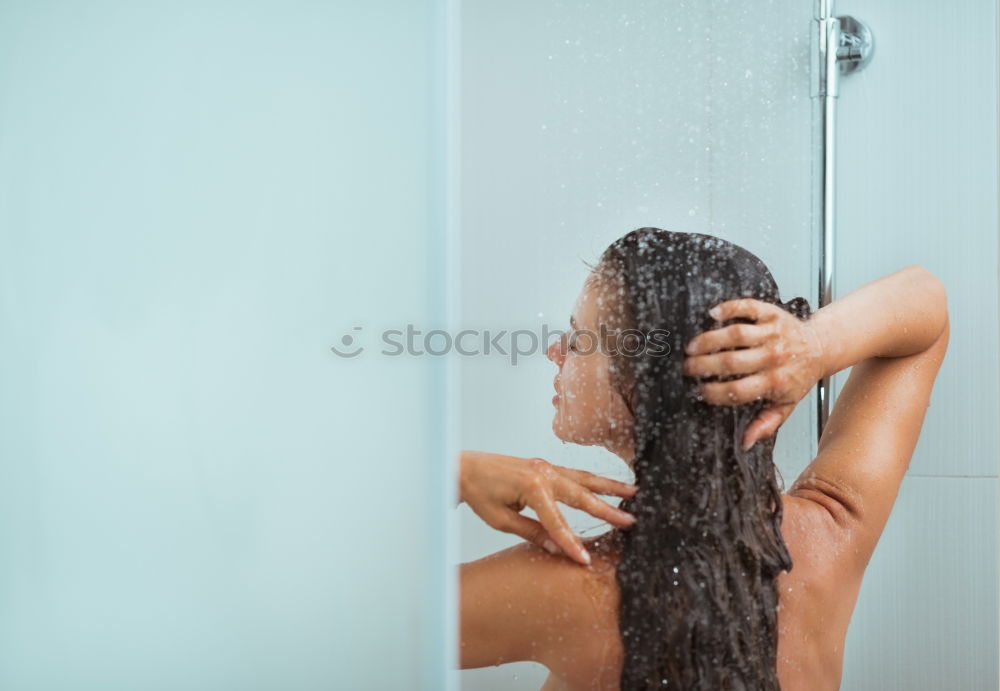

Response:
(835, 1), (998, 687)
(459, 0), (819, 687)
(0, 2), (454, 689)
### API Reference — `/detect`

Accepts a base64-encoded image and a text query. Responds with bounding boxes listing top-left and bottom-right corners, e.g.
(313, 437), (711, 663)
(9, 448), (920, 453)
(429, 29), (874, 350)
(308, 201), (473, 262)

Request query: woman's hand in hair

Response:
(457, 450), (637, 565)
(681, 298), (826, 451)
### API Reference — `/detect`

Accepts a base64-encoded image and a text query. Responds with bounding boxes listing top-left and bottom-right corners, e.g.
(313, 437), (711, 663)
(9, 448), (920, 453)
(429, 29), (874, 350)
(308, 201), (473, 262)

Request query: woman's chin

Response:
(551, 422), (594, 447)
(551, 417), (564, 439)
(551, 416), (571, 442)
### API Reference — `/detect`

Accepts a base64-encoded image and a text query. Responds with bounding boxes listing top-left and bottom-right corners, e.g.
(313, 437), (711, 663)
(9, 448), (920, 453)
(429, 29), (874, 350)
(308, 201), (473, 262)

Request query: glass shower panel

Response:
(0, 2), (451, 689)
(458, 1), (815, 687)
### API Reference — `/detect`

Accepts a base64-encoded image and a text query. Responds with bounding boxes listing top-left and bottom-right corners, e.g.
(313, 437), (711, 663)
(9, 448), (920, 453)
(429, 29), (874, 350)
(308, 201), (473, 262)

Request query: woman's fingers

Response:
(685, 322), (771, 356)
(558, 466), (638, 498)
(555, 479), (636, 528)
(528, 489), (591, 565)
(698, 372), (771, 406)
(496, 511), (562, 555)
(742, 404), (795, 450)
(683, 345), (774, 378)
(707, 298), (784, 325)
(549, 465), (637, 526)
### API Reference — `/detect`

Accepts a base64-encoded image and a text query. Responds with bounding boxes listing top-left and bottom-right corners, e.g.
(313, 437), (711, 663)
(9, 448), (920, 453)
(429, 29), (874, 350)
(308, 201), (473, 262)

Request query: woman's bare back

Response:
(541, 308), (949, 687)
(463, 279), (948, 688)
(536, 491), (866, 690)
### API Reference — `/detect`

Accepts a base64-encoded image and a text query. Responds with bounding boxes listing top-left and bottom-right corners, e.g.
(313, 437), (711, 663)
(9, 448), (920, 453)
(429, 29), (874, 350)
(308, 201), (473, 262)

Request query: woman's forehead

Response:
(575, 273), (627, 328)
(572, 281), (602, 326)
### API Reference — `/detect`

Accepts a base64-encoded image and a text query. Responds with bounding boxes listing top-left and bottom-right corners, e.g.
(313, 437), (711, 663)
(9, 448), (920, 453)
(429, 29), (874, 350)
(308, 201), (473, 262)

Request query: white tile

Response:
(842, 476), (998, 690)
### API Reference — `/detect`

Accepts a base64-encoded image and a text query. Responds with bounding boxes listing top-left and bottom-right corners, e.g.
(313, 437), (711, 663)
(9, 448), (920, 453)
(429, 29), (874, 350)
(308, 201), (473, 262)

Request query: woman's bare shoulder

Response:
(778, 490), (864, 579)
(461, 534), (624, 683)
(539, 531), (624, 687)
(466, 533), (620, 618)
(460, 537), (608, 666)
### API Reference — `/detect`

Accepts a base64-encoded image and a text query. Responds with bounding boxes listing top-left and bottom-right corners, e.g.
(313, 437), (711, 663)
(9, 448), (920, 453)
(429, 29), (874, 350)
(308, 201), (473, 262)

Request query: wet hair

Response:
(588, 228), (812, 690)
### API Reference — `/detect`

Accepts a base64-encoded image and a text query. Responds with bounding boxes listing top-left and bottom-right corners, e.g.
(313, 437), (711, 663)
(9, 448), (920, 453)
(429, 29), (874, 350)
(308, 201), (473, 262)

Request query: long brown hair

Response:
(589, 228), (811, 689)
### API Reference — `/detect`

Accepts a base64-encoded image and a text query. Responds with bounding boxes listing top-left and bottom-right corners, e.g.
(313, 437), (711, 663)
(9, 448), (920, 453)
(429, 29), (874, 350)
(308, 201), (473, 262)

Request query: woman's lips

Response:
(552, 393), (560, 406)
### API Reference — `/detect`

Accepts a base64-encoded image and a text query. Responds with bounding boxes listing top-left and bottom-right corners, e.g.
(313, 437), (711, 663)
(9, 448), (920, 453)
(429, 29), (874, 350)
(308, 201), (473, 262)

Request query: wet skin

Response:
(460, 266), (949, 689)
(521, 491), (867, 690)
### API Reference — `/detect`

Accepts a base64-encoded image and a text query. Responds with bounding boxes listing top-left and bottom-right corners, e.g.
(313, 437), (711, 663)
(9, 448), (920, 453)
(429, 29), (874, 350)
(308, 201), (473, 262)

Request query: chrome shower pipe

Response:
(811, 0), (873, 443)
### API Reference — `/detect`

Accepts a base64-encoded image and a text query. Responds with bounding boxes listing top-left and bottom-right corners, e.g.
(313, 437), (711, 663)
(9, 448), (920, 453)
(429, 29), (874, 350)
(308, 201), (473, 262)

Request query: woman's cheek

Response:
(565, 362), (600, 415)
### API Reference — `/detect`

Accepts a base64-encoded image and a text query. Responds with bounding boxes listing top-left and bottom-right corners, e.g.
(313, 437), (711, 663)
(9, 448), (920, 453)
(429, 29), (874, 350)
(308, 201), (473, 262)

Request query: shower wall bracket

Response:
(812, 1), (874, 443)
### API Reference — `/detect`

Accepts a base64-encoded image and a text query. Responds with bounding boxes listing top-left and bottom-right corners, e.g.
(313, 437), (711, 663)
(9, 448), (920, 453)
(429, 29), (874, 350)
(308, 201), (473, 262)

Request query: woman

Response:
(458, 228), (949, 690)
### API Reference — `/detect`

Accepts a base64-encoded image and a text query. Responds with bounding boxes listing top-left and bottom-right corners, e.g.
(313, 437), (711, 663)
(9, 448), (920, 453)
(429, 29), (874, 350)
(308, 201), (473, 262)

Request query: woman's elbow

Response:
(906, 265), (949, 337)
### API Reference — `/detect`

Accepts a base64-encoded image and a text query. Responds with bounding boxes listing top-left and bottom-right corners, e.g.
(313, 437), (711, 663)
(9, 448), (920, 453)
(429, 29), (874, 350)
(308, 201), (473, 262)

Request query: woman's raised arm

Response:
(809, 265), (949, 374)
(684, 264), (949, 569)
(788, 266), (949, 567)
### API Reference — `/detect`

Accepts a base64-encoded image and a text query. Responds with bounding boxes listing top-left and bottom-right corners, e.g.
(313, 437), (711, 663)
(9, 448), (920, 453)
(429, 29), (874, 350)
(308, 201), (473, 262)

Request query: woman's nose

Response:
(547, 338), (564, 365)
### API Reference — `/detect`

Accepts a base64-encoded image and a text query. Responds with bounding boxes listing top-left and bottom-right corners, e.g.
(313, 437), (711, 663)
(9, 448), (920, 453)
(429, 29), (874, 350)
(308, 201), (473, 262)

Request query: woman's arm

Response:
(460, 543), (569, 669)
(788, 266), (949, 567)
(683, 265), (949, 570)
(684, 265), (949, 450)
(460, 541), (613, 679)
(809, 265), (949, 376)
